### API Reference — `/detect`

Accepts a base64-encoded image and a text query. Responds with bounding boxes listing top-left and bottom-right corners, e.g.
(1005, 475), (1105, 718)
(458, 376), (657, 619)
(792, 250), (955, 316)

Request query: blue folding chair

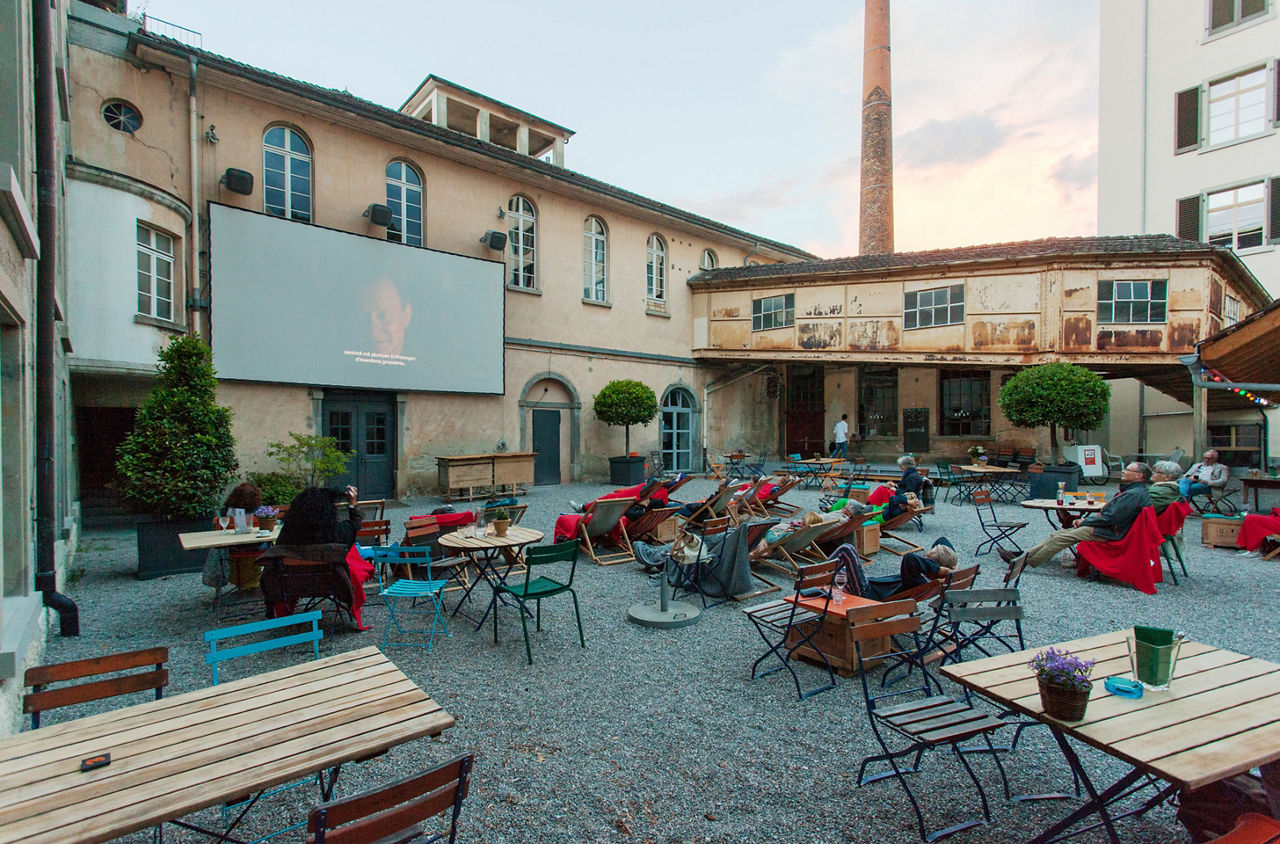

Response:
(203, 612), (325, 842)
(365, 544), (451, 650)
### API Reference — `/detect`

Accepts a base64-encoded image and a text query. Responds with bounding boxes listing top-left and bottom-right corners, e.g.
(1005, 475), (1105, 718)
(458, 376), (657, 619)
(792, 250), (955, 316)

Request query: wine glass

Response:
(217, 514), (231, 532)
(832, 568), (848, 601)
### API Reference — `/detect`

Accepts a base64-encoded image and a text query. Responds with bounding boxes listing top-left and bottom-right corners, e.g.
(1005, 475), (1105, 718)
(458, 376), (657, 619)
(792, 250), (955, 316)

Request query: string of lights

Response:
(1200, 367), (1272, 407)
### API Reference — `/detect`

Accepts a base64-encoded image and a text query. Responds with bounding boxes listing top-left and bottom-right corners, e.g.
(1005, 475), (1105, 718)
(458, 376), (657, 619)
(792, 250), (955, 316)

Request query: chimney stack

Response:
(859, 0), (893, 255)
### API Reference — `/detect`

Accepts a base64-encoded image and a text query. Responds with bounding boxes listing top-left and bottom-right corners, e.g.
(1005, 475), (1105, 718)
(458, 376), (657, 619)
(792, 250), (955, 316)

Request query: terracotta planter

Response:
(493, 519), (510, 537)
(257, 517), (277, 532)
(1038, 678), (1091, 721)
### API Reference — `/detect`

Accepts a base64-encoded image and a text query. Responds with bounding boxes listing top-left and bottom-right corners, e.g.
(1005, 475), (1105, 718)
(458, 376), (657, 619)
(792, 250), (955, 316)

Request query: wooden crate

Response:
(1201, 516), (1243, 549)
(855, 523), (880, 556)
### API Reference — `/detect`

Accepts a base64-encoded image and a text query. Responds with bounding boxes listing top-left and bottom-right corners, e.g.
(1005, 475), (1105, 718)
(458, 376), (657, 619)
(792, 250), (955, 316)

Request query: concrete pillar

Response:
(434, 93), (448, 129)
(476, 110), (490, 143)
(859, 0), (894, 256)
(1191, 383), (1207, 461)
(552, 138), (564, 167)
(516, 126), (529, 156)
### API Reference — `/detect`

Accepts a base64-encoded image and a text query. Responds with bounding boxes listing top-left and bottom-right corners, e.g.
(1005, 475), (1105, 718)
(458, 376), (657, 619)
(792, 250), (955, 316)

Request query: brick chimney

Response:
(859, 0), (893, 255)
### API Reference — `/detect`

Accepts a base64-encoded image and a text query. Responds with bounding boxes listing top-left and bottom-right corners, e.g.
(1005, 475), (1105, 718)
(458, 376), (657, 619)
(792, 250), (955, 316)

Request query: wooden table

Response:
(796, 457), (841, 488)
(942, 630), (1280, 843)
(1021, 497), (1106, 529)
(437, 452), (536, 501)
(440, 525), (544, 629)
(0, 647), (454, 844)
(178, 524), (281, 551)
(784, 591), (890, 676)
(1242, 475), (1280, 512)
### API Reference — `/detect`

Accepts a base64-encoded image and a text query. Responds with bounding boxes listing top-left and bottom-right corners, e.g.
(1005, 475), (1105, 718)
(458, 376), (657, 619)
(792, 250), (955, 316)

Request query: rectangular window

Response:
(1208, 0), (1268, 34)
(751, 293), (794, 331)
(1223, 295), (1243, 326)
(1208, 182), (1266, 250)
(136, 222), (174, 321)
(1207, 67), (1267, 146)
(1097, 279), (1168, 324)
(859, 366), (898, 438)
(939, 370), (991, 437)
(1208, 422), (1262, 469)
(903, 284), (964, 330)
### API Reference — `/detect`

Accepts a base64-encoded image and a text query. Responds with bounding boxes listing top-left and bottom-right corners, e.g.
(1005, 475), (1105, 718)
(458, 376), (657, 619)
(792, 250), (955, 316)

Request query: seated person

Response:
(1237, 508), (1280, 558)
(861, 538), (958, 601)
(1148, 460), (1185, 514)
(755, 511), (831, 553)
(868, 455), (929, 520)
(1000, 462), (1152, 570)
(266, 484), (372, 630)
(1179, 450), (1229, 499)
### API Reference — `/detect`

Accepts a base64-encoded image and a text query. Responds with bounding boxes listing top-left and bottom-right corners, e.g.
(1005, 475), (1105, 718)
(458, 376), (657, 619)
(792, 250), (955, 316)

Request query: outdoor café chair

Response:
(972, 490), (1026, 557)
(742, 558), (838, 700)
(703, 453), (726, 480)
(355, 519), (391, 547)
(24, 647), (168, 729)
(670, 516), (731, 609)
(492, 540), (584, 665)
(936, 587), (1026, 664)
(1188, 480), (1242, 516)
(848, 600), (1012, 842)
(367, 545), (451, 651)
(403, 517), (473, 597)
(307, 753), (474, 844)
(1155, 500), (1193, 584)
(354, 498), (386, 522)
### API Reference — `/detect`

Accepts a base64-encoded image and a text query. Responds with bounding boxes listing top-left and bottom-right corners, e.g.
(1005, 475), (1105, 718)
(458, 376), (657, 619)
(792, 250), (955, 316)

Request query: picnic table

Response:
(941, 629), (1280, 843)
(0, 647), (454, 844)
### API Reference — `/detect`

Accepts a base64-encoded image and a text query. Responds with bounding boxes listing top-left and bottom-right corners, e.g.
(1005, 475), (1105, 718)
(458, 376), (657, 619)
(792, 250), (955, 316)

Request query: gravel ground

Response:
(40, 473), (1280, 843)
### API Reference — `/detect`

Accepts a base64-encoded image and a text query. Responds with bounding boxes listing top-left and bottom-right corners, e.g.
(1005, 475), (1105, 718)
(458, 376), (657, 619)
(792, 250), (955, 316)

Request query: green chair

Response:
(493, 540), (584, 665)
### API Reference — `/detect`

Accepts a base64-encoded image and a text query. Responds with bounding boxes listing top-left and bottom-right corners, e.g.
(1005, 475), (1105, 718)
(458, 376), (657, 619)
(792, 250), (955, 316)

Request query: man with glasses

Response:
(1000, 462), (1153, 569)
(1179, 450), (1229, 499)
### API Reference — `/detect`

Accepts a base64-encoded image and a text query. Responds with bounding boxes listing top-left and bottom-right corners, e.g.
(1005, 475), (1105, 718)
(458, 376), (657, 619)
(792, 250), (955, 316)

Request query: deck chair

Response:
(24, 647), (168, 729)
(204, 611), (326, 842)
(813, 511), (873, 555)
(624, 504), (680, 546)
(493, 540), (584, 664)
(972, 490), (1026, 557)
(663, 473), (696, 501)
(1155, 500), (1192, 585)
(749, 520), (832, 578)
(742, 559), (839, 699)
(849, 600), (1012, 842)
(728, 476), (772, 523)
(670, 516), (732, 608)
(877, 507), (930, 557)
(679, 481), (747, 527)
(480, 501), (528, 525)
(308, 753), (474, 844)
(759, 475), (804, 517)
(354, 499), (386, 522)
(578, 496), (637, 566)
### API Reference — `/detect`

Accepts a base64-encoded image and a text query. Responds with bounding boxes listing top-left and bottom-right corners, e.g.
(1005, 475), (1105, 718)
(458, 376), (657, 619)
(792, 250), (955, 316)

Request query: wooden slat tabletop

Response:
(437, 525), (543, 553)
(941, 630), (1280, 790)
(0, 647), (454, 844)
(178, 524), (281, 551)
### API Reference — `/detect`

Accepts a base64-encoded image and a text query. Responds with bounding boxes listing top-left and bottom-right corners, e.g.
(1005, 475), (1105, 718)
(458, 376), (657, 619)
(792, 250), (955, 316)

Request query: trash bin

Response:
(1031, 464), (1080, 500)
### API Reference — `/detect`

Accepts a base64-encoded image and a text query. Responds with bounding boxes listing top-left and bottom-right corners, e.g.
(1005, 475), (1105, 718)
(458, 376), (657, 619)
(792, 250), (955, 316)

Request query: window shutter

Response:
(1242, 0), (1265, 18)
(1268, 177), (1280, 245)
(1177, 195), (1203, 242)
(1275, 60), (1280, 128)
(1209, 0), (1235, 31)
(1175, 87), (1201, 153)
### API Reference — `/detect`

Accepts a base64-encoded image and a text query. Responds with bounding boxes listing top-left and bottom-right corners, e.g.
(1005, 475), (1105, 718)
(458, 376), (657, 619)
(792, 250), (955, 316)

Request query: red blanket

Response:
(554, 484), (672, 543)
(1075, 507), (1164, 594)
(1239, 513), (1280, 551)
(1154, 500), (1192, 538)
(869, 485), (894, 507)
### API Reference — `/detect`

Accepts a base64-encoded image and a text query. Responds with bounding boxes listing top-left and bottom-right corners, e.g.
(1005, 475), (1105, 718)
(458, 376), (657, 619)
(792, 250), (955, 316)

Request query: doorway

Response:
(322, 391), (397, 498)
(661, 388), (696, 472)
(532, 409), (561, 484)
(785, 366), (825, 457)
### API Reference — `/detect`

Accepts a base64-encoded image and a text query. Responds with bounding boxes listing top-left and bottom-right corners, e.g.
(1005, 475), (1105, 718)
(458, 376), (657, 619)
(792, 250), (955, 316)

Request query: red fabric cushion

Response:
(409, 511), (474, 528)
(869, 485), (895, 507)
(1075, 507), (1164, 594)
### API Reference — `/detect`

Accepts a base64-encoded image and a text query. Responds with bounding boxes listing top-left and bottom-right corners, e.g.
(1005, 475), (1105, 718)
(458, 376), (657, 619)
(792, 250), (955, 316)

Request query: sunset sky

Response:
(132, 0), (1101, 258)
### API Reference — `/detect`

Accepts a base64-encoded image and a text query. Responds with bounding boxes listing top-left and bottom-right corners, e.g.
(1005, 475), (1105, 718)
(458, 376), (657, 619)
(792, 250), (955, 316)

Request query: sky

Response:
(130, 0), (1101, 259)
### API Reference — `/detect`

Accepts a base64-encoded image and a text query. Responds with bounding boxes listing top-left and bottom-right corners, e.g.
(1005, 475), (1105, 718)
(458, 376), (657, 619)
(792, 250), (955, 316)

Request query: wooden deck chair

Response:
(482, 502), (529, 525)
(354, 498), (386, 521)
(749, 520), (832, 578)
(813, 511), (873, 555)
(757, 475), (803, 516)
(678, 481), (747, 527)
(729, 476), (772, 523)
(704, 453), (726, 480)
(623, 504), (680, 546)
(579, 496), (638, 566)
(877, 507), (931, 557)
(663, 473), (695, 501)
(402, 516), (472, 595)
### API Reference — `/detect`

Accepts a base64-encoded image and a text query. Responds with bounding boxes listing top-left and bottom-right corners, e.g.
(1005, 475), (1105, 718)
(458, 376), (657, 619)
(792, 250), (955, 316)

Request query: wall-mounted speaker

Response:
(365, 203), (393, 227)
(221, 168), (253, 195)
(480, 229), (507, 251)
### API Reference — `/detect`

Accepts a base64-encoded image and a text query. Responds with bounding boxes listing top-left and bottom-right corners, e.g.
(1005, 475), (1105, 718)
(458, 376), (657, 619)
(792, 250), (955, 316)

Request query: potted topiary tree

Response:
(115, 336), (239, 579)
(593, 379), (658, 485)
(998, 363), (1110, 498)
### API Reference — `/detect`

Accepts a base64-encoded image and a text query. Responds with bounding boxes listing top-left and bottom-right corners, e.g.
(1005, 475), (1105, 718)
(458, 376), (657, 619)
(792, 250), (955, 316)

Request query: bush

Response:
(998, 363), (1110, 463)
(247, 471), (303, 506)
(593, 379), (658, 454)
(114, 336), (238, 519)
(265, 433), (353, 489)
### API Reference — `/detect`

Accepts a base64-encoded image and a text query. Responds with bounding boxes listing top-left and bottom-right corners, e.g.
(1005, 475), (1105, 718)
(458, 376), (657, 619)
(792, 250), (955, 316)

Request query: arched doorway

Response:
(661, 386), (698, 472)
(519, 373), (581, 484)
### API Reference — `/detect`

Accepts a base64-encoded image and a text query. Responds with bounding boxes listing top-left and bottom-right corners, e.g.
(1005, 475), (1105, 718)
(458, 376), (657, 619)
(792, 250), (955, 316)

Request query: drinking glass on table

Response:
(217, 514), (231, 531)
(832, 569), (848, 602)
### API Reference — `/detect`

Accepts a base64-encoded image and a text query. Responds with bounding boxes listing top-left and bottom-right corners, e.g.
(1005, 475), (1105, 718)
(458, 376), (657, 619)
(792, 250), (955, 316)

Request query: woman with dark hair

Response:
(224, 482), (262, 512)
(266, 484), (373, 630)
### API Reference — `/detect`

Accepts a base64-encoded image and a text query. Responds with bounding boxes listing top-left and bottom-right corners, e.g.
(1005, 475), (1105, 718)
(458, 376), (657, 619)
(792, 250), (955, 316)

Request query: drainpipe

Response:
(742, 242), (762, 266)
(33, 0), (78, 635)
(701, 365), (772, 460)
(1139, 0), (1149, 232)
(187, 56), (200, 337)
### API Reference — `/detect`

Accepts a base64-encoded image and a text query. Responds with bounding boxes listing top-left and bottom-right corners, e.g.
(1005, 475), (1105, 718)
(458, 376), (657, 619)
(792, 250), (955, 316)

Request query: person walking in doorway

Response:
(832, 413), (849, 459)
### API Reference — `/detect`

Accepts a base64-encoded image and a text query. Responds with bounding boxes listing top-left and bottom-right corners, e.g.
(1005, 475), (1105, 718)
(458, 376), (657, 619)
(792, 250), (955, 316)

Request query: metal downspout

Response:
(188, 56), (200, 336)
(33, 0), (78, 635)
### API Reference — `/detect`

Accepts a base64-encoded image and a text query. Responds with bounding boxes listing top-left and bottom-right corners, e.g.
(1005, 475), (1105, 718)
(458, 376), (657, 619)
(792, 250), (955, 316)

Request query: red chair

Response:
(1155, 500), (1193, 584)
(1209, 813), (1280, 843)
(1075, 507), (1164, 594)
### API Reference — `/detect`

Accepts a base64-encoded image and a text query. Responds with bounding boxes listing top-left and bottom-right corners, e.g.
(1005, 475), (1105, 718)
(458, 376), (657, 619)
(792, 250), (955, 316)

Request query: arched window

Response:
(646, 233), (667, 302)
(700, 249), (718, 271)
(386, 161), (423, 247)
(263, 126), (312, 222)
(507, 195), (536, 289)
(661, 388), (697, 472)
(583, 216), (607, 302)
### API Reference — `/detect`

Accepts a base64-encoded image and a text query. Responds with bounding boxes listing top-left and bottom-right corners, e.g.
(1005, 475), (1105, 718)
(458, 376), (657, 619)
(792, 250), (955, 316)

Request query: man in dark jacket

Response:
(999, 462), (1153, 569)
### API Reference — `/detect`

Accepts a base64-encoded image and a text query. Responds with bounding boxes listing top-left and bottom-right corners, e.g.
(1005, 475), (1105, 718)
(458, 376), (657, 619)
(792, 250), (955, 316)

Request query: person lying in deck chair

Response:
(568, 473), (690, 517)
(832, 538), (958, 601)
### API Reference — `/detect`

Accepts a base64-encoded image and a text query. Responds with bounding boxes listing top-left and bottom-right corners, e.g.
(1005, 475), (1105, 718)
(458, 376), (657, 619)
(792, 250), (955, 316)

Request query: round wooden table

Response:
(439, 525), (544, 630)
(1021, 497), (1106, 528)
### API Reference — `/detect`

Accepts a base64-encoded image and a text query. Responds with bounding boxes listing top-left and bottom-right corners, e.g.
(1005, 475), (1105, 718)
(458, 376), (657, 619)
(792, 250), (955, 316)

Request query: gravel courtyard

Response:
(43, 475), (1280, 843)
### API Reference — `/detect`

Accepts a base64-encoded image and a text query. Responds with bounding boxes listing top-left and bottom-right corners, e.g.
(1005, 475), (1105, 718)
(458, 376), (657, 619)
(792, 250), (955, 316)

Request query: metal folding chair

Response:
(742, 559), (838, 700)
(972, 490), (1027, 557)
(368, 545), (451, 650)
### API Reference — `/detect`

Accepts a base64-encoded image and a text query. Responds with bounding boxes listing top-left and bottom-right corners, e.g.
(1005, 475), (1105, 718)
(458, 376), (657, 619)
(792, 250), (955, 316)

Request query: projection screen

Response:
(209, 203), (504, 393)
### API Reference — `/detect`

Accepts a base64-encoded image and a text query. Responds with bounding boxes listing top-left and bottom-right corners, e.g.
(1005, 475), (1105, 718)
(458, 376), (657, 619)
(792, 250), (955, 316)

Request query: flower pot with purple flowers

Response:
(1030, 647), (1095, 721)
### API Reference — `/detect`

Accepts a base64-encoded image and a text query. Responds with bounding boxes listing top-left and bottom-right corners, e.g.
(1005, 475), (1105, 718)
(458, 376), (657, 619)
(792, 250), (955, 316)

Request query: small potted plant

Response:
(491, 507), (511, 537)
(254, 505), (280, 532)
(1029, 647), (1095, 721)
(967, 445), (986, 463)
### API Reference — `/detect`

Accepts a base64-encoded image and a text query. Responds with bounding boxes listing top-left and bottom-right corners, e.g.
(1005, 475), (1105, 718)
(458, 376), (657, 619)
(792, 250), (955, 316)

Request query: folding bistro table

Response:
(440, 525), (543, 630)
(0, 646), (454, 844)
(941, 630), (1280, 843)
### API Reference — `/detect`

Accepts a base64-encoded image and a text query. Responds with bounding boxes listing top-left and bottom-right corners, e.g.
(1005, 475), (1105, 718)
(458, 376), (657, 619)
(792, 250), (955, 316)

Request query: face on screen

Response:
(363, 278), (413, 356)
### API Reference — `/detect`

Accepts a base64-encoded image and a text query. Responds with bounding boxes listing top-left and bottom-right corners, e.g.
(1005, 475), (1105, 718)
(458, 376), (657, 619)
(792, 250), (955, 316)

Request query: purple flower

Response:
(253, 505), (279, 518)
(1029, 647), (1094, 690)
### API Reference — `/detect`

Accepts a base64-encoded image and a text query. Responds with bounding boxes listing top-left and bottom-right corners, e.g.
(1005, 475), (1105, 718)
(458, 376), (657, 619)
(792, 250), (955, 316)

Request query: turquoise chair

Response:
(366, 544), (451, 650)
(492, 540), (584, 665)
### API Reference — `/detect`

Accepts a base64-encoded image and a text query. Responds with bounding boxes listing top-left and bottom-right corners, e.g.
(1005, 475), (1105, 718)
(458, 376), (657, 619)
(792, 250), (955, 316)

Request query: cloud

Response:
(897, 114), (1010, 168)
(1051, 151), (1098, 194)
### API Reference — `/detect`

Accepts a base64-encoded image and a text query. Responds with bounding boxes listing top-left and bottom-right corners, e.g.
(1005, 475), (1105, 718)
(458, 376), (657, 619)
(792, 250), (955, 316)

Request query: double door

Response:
(323, 391), (396, 498)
